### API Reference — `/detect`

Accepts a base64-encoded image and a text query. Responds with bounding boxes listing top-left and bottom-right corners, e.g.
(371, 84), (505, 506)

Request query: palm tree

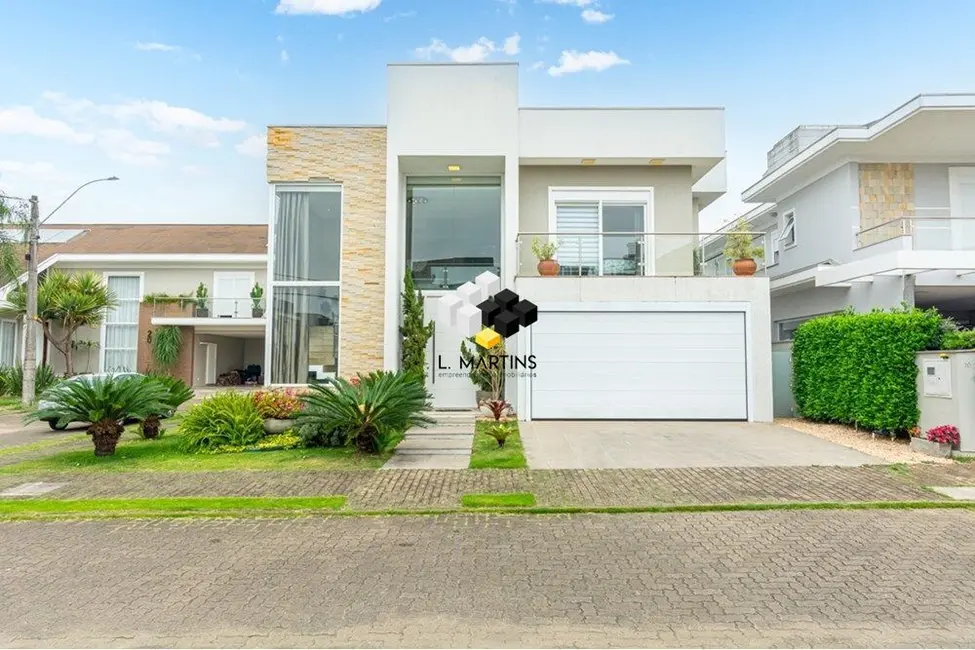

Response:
(28, 375), (170, 456)
(139, 375), (194, 439)
(297, 371), (434, 453)
(5, 270), (118, 375)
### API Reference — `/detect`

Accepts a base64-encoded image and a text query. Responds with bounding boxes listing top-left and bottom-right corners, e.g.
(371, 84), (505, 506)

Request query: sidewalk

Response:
(2, 463), (972, 510)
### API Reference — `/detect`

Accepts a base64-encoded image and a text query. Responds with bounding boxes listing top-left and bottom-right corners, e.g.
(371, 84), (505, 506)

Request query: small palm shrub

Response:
(28, 375), (170, 456)
(297, 371), (434, 453)
(486, 421), (515, 448)
(251, 388), (305, 420)
(139, 375), (194, 439)
(0, 364), (59, 397)
(179, 391), (265, 453)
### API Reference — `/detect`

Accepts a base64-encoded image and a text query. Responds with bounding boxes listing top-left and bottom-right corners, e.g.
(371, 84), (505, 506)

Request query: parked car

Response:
(38, 372), (168, 430)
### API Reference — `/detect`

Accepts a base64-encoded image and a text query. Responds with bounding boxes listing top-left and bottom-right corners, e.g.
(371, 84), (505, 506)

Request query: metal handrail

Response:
(856, 216), (968, 237)
(517, 230), (768, 237)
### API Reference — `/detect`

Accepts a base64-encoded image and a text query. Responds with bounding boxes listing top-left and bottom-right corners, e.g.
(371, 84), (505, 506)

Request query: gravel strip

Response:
(776, 417), (952, 465)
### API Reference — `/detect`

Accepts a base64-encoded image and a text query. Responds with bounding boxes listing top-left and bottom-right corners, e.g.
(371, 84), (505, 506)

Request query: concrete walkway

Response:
(382, 411), (476, 470)
(521, 420), (886, 469)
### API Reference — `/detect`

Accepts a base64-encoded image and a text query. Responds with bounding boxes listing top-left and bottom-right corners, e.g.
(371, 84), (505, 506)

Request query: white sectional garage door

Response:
(530, 311), (748, 420)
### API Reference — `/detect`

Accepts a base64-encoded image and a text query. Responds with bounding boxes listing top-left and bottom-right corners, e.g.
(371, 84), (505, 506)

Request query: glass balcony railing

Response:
(516, 231), (768, 278)
(149, 297), (266, 319)
(856, 216), (975, 251)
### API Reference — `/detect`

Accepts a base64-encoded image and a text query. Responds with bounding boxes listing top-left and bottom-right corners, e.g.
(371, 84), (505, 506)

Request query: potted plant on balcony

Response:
(723, 217), (765, 277)
(250, 282), (265, 318)
(532, 237), (560, 276)
(194, 282), (209, 318)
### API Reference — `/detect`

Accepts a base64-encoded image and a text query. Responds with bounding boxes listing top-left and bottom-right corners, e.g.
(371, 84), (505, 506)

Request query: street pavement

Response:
(2, 509), (974, 647)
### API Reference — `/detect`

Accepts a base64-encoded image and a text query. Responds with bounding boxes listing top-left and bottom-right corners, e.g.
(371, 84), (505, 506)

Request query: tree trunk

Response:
(141, 415), (161, 440)
(89, 419), (123, 456)
(43, 322), (75, 376)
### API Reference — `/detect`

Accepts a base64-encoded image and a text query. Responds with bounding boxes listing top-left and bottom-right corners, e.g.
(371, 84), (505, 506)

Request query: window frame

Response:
(0, 319), (18, 367)
(212, 271), (257, 318)
(548, 187), (655, 276)
(267, 183), (343, 385)
(779, 210), (797, 250)
(99, 272), (145, 374)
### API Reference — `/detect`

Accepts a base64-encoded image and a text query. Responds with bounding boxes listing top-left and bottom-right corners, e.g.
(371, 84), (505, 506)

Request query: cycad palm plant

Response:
(28, 375), (170, 456)
(297, 371), (434, 453)
(139, 375), (194, 439)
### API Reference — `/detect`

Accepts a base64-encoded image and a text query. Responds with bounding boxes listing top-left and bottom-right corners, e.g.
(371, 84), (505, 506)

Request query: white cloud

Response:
(275, 0), (382, 15)
(42, 92), (247, 148)
(529, 61), (545, 71)
(415, 32), (520, 63)
(134, 41), (201, 61)
(96, 128), (170, 166)
(276, 34), (285, 43)
(548, 50), (629, 76)
(503, 33), (521, 55)
(383, 9), (416, 22)
(0, 106), (94, 144)
(0, 160), (56, 176)
(581, 8), (613, 23)
(280, 49), (290, 64)
(538, 0), (594, 6)
(236, 134), (267, 158)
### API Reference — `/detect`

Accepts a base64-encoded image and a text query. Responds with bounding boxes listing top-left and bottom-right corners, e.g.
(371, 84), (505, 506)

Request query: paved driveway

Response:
(0, 412), (85, 450)
(1, 510), (974, 647)
(521, 420), (885, 469)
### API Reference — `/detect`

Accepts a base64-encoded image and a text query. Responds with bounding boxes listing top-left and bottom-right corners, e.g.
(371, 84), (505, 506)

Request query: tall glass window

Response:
(103, 275), (140, 373)
(406, 178), (502, 290)
(271, 186), (341, 383)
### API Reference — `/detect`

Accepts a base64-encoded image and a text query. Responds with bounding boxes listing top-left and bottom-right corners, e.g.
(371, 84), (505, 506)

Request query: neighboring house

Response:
(265, 62), (773, 422)
(0, 224), (267, 387)
(708, 94), (975, 342)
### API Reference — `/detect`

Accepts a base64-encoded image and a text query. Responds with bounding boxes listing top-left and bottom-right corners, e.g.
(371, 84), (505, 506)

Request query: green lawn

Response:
(461, 492), (536, 508)
(469, 419), (527, 469)
(0, 496), (346, 518)
(0, 432), (390, 473)
(0, 396), (25, 413)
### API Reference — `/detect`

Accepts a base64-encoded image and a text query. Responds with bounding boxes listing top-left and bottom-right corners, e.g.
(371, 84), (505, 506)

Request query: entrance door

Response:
(213, 272), (255, 318)
(950, 168), (975, 250)
(197, 342), (218, 385)
(424, 294), (476, 409)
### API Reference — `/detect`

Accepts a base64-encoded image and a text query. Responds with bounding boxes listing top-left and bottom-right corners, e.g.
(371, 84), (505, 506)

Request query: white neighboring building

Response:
(266, 63), (774, 422)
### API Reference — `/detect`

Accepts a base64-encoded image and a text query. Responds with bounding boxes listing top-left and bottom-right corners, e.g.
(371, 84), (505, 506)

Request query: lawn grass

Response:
(461, 492), (536, 508)
(0, 396), (25, 413)
(0, 433), (88, 458)
(0, 495), (346, 518)
(469, 419), (527, 469)
(0, 432), (390, 473)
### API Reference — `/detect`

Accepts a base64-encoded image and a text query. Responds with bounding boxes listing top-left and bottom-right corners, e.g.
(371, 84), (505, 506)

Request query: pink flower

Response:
(926, 424), (960, 447)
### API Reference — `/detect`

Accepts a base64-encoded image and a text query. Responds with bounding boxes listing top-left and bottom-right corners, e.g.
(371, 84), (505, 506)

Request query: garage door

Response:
(530, 311), (748, 420)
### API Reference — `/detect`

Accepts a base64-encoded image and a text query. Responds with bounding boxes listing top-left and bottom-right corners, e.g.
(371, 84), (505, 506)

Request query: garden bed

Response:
(776, 418), (952, 465)
(469, 419), (527, 469)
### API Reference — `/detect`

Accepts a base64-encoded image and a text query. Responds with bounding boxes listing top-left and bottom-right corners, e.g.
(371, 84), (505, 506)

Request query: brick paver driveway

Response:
(2, 509), (974, 648)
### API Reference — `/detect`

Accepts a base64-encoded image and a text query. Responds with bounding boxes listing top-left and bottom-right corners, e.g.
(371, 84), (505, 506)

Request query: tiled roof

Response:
(34, 224), (268, 262)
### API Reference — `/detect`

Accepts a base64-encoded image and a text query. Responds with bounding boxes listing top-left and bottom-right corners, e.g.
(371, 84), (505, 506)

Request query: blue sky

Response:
(2, 0), (974, 229)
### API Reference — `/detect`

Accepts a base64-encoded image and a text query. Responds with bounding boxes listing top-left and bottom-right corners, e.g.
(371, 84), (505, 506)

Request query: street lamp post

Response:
(21, 177), (119, 406)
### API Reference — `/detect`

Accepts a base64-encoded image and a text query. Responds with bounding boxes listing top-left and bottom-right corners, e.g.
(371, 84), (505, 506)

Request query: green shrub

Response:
(297, 371), (434, 453)
(251, 388), (305, 419)
(296, 421), (345, 448)
(0, 364), (59, 397)
(792, 307), (944, 433)
(151, 326), (183, 369)
(179, 391), (264, 453)
(941, 329), (975, 350)
(138, 375), (194, 439)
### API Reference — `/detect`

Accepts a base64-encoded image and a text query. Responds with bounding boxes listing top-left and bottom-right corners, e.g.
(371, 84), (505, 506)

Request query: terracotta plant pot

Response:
(732, 258), (758, 276)
(537, 259), (560, 276)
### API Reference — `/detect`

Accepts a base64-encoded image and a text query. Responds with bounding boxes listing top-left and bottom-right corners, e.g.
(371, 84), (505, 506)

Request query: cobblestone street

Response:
(2, 509), (975, 647)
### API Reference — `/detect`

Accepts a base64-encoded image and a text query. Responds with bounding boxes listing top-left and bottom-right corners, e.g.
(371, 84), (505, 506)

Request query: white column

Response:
(502, 154), (519, 289)
(382, 159), (403, 371)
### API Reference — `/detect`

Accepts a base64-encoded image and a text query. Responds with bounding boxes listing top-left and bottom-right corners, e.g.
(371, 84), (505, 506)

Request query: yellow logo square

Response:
(474, 327), (502, 350)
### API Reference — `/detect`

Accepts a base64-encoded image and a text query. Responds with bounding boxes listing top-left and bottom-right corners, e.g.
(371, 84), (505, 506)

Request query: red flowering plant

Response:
(348, 375), (362, 388)
(251, 388), (306, 420)
(926, 424), (960, 447)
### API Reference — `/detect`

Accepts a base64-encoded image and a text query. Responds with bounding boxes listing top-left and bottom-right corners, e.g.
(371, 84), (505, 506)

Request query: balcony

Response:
(149, 297), (266, 336)
(515, 231), (768, 278)
(856, 217), (975, 251)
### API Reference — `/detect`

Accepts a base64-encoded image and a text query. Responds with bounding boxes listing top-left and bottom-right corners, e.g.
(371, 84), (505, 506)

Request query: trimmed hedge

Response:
(941, 329), (975, 350)
(792, 308), (943, 432)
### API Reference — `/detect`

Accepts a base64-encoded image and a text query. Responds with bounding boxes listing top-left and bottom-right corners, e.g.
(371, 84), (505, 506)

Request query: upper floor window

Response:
(550, 188), (653, 276)
(780, 211), (797, 249)
(273, 187), (341, 282)
(406, 177), (501, 290)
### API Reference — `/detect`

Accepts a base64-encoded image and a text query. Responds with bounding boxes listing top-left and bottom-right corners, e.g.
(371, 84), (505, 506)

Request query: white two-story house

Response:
(729, 94), (975, 340)
(265, 63), (773, 422)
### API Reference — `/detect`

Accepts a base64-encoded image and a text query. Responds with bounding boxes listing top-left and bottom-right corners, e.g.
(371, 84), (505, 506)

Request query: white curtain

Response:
(274, 193), (310, 282)
(104, 276), (140, 372)
(0, 321), (17, 367)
